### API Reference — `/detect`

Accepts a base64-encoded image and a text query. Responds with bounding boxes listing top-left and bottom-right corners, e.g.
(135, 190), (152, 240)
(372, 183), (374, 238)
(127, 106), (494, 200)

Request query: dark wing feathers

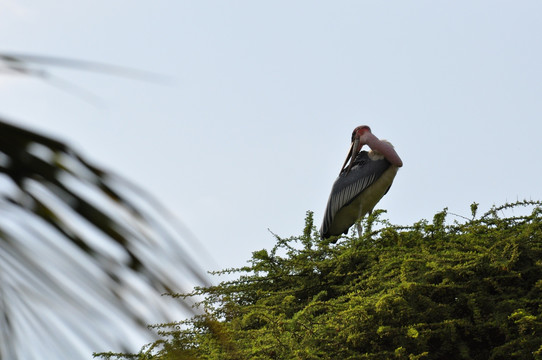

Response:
(322, 173), (376, 234)
(320, 151), (391, 238)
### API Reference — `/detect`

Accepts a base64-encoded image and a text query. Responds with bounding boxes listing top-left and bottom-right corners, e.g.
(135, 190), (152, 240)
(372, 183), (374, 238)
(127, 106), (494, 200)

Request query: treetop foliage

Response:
(98, 200), (542, 360)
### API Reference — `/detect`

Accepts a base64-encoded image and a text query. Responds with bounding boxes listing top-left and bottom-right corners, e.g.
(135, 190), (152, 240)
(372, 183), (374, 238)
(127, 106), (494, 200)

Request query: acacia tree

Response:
(0, 55), (209, 359)
(105, 201), (542, 360)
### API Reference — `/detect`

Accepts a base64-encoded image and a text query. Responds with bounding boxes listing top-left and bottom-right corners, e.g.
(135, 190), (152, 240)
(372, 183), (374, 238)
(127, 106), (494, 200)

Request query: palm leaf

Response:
(0, 101), (208, 357)
(0, 52), (168, 81)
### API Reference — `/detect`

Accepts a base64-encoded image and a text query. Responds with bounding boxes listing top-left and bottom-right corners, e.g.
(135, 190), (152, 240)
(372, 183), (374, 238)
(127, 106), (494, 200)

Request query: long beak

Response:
(340, 137), (360, 175)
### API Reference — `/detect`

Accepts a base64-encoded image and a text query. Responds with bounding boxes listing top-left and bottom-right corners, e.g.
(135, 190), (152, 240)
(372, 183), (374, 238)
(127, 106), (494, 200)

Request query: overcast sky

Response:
(1, 0), (541, 287)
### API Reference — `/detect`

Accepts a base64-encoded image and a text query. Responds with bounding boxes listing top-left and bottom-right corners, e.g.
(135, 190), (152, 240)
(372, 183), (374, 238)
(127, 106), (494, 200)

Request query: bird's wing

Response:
(320, 152), (391, 238)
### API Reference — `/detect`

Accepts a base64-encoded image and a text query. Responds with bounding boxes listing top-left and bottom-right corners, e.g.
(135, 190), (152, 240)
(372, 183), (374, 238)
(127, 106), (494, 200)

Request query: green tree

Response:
(106, 201), (542, 360)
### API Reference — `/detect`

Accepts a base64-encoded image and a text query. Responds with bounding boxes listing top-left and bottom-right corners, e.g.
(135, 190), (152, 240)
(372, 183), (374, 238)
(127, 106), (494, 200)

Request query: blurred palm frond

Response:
(0, 52), (169, 82)
(0, 55), (207, 359)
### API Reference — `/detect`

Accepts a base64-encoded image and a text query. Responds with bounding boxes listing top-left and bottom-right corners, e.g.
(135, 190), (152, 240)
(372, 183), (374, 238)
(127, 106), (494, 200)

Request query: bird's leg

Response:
(355, 221), (363, 237)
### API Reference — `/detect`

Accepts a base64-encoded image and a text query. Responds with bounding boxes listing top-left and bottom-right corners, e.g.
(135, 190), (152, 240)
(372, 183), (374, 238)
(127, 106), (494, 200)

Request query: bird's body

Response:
(320, 126), (402, 239)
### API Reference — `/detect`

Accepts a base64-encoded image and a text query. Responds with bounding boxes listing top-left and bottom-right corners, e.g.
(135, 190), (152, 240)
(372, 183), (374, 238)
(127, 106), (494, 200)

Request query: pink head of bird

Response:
(340, 125), (372, 174)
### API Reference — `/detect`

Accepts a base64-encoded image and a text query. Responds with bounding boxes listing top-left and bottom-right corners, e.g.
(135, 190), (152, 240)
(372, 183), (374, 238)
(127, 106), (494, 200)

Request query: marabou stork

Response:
(320, 126), (403, 239)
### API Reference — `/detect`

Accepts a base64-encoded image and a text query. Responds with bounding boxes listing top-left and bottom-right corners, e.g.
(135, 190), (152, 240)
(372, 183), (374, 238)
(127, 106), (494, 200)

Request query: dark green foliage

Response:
(103, 201), (542, 360)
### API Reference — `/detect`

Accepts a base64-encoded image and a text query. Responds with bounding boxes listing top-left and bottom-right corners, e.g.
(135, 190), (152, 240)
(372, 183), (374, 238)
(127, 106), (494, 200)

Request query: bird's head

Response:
(340, 125), (371, 175)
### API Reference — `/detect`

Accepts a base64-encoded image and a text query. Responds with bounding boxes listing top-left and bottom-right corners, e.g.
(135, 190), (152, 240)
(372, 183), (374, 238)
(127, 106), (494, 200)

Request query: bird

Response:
(320, 125), (403, 239)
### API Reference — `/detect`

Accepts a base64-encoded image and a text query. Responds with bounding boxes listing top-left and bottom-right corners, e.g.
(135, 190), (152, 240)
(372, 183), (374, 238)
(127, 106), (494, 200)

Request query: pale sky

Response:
(1, 0), (541, 356)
